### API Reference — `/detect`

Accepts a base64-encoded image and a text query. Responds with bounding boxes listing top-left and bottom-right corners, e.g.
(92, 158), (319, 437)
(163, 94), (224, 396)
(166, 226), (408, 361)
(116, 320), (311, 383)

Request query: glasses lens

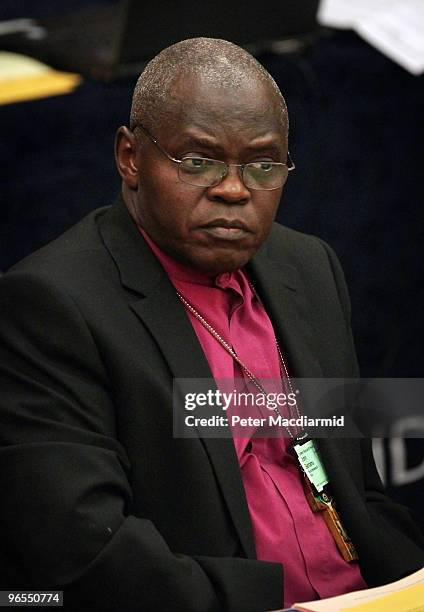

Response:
(179, 157), (226, 187)
(243, 162), (288, 190)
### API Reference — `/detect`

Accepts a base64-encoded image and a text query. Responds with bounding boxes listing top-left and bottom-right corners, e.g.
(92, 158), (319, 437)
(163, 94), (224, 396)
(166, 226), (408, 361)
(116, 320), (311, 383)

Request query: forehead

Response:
(158, 74), (286, 142)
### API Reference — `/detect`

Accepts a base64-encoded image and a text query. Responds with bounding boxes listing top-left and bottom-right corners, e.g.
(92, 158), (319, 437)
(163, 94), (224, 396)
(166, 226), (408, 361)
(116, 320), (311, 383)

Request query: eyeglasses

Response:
(133, 123), (295, 191)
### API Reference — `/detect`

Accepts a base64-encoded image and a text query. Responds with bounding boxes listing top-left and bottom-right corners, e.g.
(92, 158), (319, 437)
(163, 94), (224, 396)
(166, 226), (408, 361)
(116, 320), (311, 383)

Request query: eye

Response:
(249, 161), (275, 172)
(188, 158), (207, 168)
(258, 162), (274, 172)
(181, 157), (215, 173)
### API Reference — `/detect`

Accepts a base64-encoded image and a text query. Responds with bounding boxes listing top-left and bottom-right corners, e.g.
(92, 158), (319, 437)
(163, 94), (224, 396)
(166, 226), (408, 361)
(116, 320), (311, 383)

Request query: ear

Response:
(114, 126), (139, 190)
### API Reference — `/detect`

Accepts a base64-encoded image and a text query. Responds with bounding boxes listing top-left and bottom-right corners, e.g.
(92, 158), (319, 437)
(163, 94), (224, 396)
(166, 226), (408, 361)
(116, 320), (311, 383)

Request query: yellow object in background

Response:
(0, 52), (81, 105)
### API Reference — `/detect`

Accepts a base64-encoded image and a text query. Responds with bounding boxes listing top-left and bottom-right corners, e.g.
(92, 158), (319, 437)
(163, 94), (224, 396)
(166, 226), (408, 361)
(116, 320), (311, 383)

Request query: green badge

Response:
(293, 439), (329, 492)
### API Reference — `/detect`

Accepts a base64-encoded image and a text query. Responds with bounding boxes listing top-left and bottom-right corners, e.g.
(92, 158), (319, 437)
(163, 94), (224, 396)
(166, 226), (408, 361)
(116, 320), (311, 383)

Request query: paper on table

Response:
(269, 567), (424, 612)
(317, 0), (424, 75)
(289, 566), (424, 611)
(343, 582), (424, 611)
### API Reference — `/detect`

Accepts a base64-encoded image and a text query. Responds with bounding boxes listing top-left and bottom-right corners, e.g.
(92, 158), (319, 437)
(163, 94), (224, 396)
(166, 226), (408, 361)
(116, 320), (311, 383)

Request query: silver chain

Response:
(176, 290), (302, 438)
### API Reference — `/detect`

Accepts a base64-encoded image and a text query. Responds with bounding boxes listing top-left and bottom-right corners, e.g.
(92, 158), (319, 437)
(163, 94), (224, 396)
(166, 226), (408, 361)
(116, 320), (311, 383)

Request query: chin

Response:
(193, 250), (253, 275)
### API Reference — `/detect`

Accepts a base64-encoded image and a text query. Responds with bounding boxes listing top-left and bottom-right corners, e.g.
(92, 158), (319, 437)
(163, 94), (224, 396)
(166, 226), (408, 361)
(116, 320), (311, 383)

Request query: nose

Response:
(207, 165), (250, 204)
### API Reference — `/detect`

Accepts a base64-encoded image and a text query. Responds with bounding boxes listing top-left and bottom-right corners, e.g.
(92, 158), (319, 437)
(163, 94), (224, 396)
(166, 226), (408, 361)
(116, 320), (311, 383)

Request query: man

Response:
(0, 38), (423, 612)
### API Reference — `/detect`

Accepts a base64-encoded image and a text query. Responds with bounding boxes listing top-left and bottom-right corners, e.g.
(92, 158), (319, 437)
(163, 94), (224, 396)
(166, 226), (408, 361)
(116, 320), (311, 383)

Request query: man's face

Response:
(130, 76), (288, 274)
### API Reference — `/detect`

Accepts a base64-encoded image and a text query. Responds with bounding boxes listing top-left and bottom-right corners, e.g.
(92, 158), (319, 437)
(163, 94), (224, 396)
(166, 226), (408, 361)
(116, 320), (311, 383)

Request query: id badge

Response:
(292, 436), (329, 492)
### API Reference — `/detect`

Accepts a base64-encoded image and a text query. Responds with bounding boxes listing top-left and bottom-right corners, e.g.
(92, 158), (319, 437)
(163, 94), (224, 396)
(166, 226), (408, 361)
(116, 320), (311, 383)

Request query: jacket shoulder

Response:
(265, 221), (341, 277)
(266, 222), (329, 261)
(7, 205), (111, 275)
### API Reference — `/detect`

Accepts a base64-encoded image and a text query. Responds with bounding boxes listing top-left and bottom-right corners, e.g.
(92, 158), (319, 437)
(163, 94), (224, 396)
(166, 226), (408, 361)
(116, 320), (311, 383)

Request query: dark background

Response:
(1, 0), (423, 518)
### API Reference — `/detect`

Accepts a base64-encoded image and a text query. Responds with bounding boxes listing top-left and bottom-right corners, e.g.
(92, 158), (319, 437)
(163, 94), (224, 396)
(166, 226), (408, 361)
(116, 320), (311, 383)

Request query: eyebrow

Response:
(244, 142), (284, 156)
(178, 135), (221, 151)
(178, 135), (284, 158)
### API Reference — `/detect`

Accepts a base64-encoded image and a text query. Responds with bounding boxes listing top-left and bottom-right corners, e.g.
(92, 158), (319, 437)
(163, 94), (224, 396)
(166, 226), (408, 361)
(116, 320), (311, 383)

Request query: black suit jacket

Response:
(0, 198), (423, 611)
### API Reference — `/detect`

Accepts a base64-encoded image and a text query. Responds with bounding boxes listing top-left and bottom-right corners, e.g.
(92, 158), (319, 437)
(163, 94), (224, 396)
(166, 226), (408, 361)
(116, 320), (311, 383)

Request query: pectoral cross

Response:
(302, 473), (359, 562)
(291, 434), (359, 562)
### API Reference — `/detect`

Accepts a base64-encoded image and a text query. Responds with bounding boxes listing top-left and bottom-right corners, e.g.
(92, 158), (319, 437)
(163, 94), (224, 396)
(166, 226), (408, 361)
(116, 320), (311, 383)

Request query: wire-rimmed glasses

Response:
(133, 123), (295, 191)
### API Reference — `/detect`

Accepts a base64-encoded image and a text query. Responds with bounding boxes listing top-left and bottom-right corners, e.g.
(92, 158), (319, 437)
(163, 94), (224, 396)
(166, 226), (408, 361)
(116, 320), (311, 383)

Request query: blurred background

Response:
(1, 0), (423, 521)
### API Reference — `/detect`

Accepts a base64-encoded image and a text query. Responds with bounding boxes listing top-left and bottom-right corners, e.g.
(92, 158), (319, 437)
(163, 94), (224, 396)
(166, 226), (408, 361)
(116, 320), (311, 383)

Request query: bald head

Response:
(130, 37), (288, 135)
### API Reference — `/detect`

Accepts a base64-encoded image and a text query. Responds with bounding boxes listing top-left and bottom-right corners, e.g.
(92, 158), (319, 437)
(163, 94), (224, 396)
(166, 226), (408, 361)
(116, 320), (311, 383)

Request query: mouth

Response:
(198, 219), (251, 240)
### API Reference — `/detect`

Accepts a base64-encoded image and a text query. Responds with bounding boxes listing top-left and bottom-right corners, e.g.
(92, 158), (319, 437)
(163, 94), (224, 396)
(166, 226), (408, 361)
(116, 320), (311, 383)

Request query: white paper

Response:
(318, 0), (388, 30)
(317, 0), (424, 75)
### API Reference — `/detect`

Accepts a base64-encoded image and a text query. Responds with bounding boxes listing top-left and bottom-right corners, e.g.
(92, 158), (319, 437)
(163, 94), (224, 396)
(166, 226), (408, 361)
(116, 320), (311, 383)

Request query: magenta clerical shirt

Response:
(139, 227), (366, 608)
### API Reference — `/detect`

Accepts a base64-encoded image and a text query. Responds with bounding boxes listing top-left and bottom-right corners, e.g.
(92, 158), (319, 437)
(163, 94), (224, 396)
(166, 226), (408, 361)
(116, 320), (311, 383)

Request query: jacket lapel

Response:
(98, 199), (257, 558)
(132, 281), (259, 559)
(248, 241), (323, 379)
(249, 239), (365, 497)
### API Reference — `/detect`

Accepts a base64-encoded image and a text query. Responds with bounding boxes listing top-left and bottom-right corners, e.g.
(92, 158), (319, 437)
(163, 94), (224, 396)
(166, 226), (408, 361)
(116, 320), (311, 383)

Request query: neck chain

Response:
(177, 291), (359, 562)
(176, 290), (302, 439)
